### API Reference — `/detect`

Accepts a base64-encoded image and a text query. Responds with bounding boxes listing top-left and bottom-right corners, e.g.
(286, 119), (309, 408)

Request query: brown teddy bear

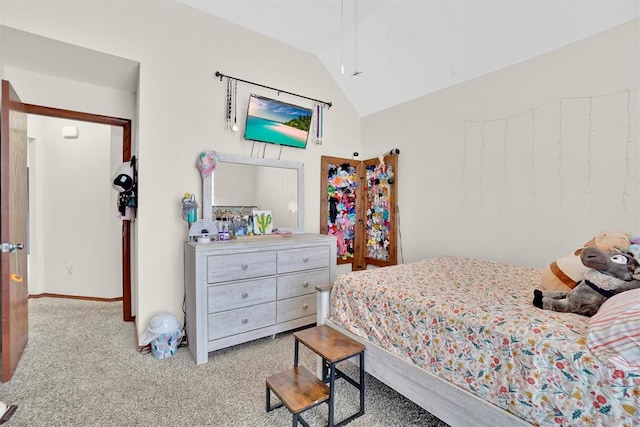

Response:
(540, 230), (631, 292)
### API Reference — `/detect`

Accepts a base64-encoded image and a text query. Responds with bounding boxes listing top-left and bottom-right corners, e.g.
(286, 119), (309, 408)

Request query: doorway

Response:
(25, 104), (133, 321)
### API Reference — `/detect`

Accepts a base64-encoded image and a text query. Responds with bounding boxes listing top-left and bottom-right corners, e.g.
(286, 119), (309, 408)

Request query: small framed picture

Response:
(232, 213), (251, 237)
(252, 210), (273, 235)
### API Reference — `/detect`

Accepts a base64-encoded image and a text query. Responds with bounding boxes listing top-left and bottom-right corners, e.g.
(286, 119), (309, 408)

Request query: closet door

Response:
(320, 156), (365, 270)
(362, 154), (398, 267)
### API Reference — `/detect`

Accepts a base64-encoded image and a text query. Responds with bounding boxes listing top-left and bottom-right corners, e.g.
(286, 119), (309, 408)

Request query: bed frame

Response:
(316, 284), (531, 427)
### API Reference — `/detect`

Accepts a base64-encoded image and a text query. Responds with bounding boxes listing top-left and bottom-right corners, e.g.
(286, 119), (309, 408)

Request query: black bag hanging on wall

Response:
(112, 155), (137, 219)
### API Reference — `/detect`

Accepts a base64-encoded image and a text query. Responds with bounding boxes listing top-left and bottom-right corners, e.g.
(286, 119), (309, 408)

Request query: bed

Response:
(316, 256), (640, 426)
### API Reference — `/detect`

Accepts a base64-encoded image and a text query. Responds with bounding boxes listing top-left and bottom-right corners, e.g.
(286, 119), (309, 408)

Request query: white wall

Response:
(27, 115), (122, 298)
(0, 26), (4, 80)
(0, 0), (361, 340)
(3, 67), (136, 120)
(362, 19), (640, 268)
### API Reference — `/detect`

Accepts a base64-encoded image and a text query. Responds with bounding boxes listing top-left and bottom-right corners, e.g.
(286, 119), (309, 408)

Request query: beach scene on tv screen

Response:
(245, 96), (312, 148)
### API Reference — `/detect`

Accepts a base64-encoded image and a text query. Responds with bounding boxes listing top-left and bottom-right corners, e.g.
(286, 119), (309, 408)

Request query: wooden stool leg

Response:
(266, 384), (270, 412)
(359, 351), (365, 416)
(328, 362), (336, 427)
(265, 383), (283, 412)
(322, 358), (329, 382)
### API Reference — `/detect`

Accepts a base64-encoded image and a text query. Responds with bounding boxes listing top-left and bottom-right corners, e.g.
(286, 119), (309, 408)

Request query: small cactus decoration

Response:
(252, 210), (273, 235)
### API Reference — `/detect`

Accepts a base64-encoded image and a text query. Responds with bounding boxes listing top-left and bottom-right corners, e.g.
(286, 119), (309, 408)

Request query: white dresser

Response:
(184, 234), (337, 364)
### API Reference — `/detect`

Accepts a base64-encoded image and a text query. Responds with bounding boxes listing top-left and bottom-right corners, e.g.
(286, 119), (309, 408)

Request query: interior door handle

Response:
(1, 243), (24, 253)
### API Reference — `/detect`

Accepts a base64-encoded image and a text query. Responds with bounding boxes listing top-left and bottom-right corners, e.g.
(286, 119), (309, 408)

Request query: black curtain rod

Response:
(215, 71), (332, 108)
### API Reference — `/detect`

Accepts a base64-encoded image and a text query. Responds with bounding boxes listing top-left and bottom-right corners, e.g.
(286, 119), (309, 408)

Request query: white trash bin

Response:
(141, 313), (182, 359)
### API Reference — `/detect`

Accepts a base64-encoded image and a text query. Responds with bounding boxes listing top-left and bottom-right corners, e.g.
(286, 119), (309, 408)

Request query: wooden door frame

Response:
(24, 104), (134, 322)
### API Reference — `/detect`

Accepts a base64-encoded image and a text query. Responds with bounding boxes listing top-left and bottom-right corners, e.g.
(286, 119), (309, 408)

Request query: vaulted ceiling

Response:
(180, 0), (639, 117)
(2, 2), (637, 118)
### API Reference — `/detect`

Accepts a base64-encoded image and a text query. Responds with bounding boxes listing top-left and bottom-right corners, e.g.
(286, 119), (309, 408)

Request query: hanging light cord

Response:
(354, 0), (358, 71)
(352, 0), (362, 76)
(340, 0), (345, 75)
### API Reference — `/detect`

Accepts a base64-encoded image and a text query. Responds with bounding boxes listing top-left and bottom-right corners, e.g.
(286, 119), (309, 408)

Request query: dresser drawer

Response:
(277, 294), (316, 323)
(208, 278), (276, 313)
(208, 302), (276, 340)
(277, 246), (330, 274)
(207, 251), (277, 283)
(277, 269), (330, 300)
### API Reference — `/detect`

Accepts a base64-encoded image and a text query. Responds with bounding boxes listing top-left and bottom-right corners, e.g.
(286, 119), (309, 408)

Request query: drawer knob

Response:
(242, 318), (249, 324)
(303, 304), (309, 310)
(241, 263), (249, 270)
(303, 282), (309, 288)
(242, 292), (249, 298)
(302, 257), (309, 263)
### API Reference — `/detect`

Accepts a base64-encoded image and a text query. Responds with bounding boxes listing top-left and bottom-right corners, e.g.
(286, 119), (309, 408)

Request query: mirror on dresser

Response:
(202, 153), (305, 234)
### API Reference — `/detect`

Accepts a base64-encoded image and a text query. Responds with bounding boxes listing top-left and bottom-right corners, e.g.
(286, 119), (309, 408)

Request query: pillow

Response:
(587, 288), (640, 370)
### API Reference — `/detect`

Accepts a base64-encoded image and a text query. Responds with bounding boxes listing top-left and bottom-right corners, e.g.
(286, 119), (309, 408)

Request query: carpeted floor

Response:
(0, 298), (450, 426)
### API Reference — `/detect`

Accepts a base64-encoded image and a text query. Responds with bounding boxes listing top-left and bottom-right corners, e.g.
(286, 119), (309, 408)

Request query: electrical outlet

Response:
(66, 263), (73, 275)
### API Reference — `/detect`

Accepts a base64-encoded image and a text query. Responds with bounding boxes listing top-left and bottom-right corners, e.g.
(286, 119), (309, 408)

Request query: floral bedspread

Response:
(328, 256), (640, 426)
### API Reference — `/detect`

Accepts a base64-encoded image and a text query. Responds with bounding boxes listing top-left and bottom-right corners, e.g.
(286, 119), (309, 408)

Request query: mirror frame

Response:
(202, 153), (305, 234)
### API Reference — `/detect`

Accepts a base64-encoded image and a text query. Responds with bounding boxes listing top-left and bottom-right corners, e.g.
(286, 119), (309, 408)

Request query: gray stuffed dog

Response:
(533, 246), (640, 316)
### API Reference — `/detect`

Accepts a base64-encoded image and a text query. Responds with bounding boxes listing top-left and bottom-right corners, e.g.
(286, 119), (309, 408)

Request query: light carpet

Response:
(0, 298), (449, 426)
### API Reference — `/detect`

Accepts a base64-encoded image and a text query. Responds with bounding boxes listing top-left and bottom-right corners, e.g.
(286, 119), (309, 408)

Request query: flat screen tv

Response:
(244, 94), (312, 149)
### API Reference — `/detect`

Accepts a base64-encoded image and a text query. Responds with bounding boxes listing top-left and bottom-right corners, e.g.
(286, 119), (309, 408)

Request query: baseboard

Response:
(28, 293), (123, 303)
